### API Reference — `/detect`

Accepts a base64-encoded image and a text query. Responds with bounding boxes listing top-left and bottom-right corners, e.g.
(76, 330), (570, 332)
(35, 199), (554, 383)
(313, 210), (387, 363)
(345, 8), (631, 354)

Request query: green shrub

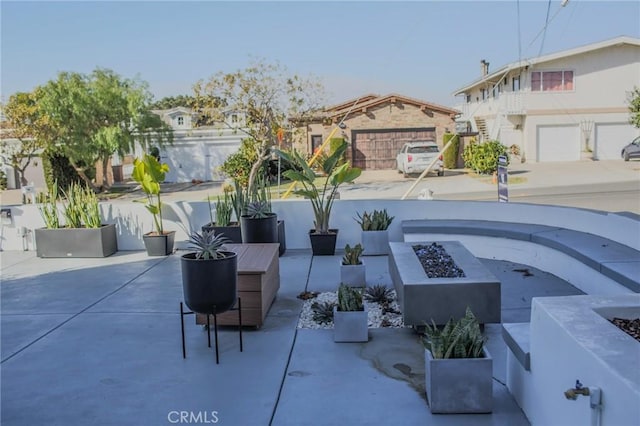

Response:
(462, 140), (508, 174)
(219, 138), (260, 187)
(42, 153), (83, 193)
(442, 133), (460, 169)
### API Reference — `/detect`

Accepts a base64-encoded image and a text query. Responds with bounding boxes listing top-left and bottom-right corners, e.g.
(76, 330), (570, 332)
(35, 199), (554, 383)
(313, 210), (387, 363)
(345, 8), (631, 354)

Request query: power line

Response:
(539, 0), (553, 56)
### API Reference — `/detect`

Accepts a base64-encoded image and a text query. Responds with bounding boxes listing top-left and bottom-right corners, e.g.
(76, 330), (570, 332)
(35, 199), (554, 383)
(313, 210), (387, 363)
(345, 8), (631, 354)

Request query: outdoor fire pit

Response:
(389, 241), (501, 326)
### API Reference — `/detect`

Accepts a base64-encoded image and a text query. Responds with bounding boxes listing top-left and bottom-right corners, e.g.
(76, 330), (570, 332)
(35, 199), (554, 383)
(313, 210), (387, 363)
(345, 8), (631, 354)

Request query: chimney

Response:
(480, 59), (489, 76)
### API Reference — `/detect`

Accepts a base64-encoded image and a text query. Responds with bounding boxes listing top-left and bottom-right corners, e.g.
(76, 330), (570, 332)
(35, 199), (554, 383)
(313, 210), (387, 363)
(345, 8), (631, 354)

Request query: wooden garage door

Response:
(536, 125), (580, 162)
(352, 128), (436, 170)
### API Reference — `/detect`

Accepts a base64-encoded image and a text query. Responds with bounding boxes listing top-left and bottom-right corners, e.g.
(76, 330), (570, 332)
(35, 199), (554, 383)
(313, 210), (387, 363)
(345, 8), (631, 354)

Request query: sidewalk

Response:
(1, 248), (584, 425)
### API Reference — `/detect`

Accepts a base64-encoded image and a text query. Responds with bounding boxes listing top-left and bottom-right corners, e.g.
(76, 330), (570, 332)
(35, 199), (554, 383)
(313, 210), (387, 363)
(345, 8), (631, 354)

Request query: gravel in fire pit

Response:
(610, 317), (640, 342)
(412, 242), (466, 278)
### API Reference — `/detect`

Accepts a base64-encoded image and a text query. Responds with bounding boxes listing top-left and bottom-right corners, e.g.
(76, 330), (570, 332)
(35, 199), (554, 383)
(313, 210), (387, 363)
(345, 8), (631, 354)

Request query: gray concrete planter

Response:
(340, 262), (366, 287)
(424, 347), (493, 413)
(333, 306), (368, 342)
(361, 230), (389, 256)
(142, 231), (175, 256)
(35, 224), (118, 258)
(389, 241), (501, 326)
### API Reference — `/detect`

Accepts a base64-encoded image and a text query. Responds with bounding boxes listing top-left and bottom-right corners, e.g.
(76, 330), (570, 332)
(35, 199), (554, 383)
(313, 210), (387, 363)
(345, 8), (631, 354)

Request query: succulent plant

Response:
(355, 209), (394, 231)
(423, 307), (486, 359)
(337, 283), (364, 312)
(186, 229), (232, 260)
(364, 284), (393, 304)
(311, 301), (336, 324)
(245, 200), (272, 219)
(341, 243), (364, 265)
(214, 194), (233, 226)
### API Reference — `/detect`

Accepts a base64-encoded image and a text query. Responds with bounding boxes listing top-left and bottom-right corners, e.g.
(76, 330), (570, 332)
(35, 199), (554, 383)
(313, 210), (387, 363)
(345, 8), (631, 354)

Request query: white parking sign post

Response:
(497, 155), (508, 202)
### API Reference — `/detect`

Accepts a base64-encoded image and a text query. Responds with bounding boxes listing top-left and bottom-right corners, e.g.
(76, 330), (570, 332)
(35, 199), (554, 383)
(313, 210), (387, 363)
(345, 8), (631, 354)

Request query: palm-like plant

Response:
(186, 229), (231, 260)
(132, 154), (170, 234)
(277, 140), (361, 233)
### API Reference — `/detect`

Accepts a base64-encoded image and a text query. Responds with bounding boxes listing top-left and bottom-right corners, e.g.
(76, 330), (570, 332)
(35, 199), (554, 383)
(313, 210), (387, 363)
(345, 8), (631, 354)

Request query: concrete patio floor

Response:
(1, 249), (584, 426)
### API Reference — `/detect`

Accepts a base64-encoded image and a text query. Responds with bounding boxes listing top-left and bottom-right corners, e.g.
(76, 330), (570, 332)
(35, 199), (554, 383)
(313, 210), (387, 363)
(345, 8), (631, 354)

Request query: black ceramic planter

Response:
(240, 213), (278, 244)
(201, 222), (242, 243)
(181, 251), (238, 314)
(142, 231), (175, 256)
(309, 229), (338, 256)
(277, 220), (286, 256)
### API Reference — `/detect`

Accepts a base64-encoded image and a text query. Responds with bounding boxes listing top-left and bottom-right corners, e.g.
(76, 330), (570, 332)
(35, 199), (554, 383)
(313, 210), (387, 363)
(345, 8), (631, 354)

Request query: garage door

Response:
(536, 125), (580, 162)
(162, 143), (239, 183)
(352, 128), (436, 170)
(594, 123), (639, 160)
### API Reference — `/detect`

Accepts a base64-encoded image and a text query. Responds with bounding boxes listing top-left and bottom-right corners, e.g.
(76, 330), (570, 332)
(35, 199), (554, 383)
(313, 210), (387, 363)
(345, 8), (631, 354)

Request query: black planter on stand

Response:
(240, 213), (279, 244)
(309, 229), (339, 256)
(180, 251), (242, 364)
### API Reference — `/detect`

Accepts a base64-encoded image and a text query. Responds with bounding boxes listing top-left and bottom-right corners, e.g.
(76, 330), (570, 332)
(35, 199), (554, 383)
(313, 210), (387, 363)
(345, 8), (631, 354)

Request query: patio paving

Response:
(0, 249), (583, 425)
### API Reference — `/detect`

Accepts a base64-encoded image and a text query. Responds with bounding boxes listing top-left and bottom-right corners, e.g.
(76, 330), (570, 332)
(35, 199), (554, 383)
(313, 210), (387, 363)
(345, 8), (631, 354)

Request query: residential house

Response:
(452, 36), (640, 162)
(296, 94), (458, 170)
(148, 107), (245, 183)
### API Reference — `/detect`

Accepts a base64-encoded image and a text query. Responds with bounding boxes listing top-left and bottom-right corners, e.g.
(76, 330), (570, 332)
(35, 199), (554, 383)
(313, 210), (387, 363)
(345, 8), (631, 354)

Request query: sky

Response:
(1, 1), (639, 108)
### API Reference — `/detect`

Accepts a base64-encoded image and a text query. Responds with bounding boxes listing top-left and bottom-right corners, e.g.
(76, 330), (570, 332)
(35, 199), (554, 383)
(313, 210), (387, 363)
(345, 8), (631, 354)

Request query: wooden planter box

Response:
(425, 347), (493, 413)
(196, 243), (279, 328)
(35, 224), (118, 258)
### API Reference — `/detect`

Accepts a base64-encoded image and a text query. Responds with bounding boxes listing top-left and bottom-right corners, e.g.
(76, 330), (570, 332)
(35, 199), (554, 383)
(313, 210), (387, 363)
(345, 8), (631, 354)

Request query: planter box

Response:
(389, 241), (501, 326)
(309, 229), (338, 256)
(333, 307), (368, 342)
(201, 222), (242, 244)
(425, 347), (493, 413)
(361, 230), (389, 256)
(196, 243), (279, 328)
(35, 224), (117, 258)
(142, 231), (175, 256)
(340, 262), (366, 287)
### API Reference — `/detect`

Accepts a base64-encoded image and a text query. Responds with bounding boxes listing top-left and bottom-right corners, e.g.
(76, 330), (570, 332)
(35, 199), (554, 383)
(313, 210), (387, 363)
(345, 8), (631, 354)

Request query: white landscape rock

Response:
(297, 290), (404, 329)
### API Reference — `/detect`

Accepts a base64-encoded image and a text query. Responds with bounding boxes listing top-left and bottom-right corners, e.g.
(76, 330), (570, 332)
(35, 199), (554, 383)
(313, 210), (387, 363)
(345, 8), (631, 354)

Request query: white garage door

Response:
(162, 143), (239, 183)
(594, 123), (639, 160)
(537, 125), (581, 162)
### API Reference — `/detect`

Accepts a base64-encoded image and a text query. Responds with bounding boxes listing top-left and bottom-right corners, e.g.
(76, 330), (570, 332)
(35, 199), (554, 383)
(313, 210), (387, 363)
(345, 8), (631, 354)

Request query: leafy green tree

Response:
(194, 58), (324, 194)
(0, 89), (51, 186)
(219, 138), (259, 187)
(38, 68), (173, 190)
(628, 87), (640, 128)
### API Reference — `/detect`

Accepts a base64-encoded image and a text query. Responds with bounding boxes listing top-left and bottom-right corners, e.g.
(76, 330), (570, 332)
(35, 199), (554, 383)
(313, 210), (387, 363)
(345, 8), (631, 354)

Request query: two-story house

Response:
(452, 36), (640, 162)
(149, 107), (245, 183)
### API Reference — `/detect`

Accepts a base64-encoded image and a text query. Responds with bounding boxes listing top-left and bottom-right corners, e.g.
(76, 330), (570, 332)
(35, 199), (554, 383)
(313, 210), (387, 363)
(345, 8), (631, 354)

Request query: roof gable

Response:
(327, 93), (459, 118)
(453, 35), (640, 95)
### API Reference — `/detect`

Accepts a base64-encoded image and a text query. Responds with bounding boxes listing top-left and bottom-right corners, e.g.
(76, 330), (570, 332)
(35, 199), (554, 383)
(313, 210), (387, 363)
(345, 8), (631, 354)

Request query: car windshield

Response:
(408, 145), (439, 154)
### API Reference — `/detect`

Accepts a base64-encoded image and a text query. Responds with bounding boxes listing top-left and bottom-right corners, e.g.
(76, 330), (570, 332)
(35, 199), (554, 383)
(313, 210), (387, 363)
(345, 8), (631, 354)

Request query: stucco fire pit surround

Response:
(389, 241), (501, 326)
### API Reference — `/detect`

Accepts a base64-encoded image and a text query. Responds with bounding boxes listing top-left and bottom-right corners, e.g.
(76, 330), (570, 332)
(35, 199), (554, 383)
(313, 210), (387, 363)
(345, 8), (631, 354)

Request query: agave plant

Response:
(355, 209), (395, 231)
(186, 229), (232, 260)
(423, 307), (486, 359)
(311, 301), (336, 324)
(245, 200), (272, 219)
(337, 283), (364, 312)
(364, 284), (394, 304)
(341, 243), (364, 265)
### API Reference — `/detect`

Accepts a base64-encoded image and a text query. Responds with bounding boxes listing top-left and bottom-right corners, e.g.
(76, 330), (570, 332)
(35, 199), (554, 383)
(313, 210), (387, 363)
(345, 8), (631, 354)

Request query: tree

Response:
(1, 89), (51, 186)
(149, 94), (222, 126)
(193, 59), (324, 194)
(38, 68), (173, 191)
(628, 87), (640, 128)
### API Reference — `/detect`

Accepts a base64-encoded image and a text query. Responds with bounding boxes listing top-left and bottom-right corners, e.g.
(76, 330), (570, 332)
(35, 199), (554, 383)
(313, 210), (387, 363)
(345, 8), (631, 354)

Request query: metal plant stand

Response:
(180, 298), (243, 364)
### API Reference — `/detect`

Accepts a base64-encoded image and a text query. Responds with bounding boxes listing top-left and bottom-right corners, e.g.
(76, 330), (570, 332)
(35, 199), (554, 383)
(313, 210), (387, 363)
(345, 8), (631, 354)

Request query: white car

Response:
(396, 141), (444, 178)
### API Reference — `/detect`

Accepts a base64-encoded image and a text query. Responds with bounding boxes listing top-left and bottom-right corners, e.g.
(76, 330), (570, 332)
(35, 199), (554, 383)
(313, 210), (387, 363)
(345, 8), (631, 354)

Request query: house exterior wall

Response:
(455, 42), (639, 162)
(301, 101), (455, 154)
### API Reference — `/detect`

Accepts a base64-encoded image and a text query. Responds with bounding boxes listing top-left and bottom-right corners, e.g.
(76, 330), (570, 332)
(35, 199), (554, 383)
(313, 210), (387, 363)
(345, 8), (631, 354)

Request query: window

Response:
(231, 114), (238, 123)
(512, 75), (520, 91)
(481, 88), (487, 101)
(466, 94), (471, 103)
(177, 116), (184, 126)
(531, 70), (574, 92)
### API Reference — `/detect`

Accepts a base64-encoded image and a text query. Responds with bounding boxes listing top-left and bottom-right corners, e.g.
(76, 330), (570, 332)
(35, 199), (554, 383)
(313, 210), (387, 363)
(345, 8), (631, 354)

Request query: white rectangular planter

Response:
(333, 307), (368, 342)
(361, 230), (389, 256)
(340, 262), (366, 287)
(425, 347), (493, 413)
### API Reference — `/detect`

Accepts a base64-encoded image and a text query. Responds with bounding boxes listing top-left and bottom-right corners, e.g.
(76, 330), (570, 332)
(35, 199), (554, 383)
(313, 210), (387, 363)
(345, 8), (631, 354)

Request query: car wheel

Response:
(403, 170), (409, 178)
(623, 151), (630, 161)
(437, 170), (444, 177)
